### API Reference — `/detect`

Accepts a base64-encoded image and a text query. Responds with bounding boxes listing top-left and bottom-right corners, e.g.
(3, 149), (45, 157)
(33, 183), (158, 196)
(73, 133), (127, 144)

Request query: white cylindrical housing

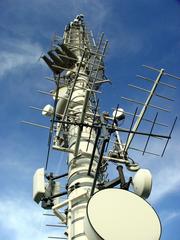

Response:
(42, 104), (54, 116)
(56, 96), (68, 117)
(67, 72), (98, 240)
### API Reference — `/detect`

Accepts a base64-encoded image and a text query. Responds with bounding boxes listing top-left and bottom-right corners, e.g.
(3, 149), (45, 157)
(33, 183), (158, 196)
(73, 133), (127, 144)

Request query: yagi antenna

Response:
(21, 15), (180, 240)
(122, 67), (178, 154)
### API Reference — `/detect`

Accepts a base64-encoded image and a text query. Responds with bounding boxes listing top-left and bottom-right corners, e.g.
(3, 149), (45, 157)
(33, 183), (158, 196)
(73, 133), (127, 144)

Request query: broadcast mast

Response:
(24, 15), (180, 240)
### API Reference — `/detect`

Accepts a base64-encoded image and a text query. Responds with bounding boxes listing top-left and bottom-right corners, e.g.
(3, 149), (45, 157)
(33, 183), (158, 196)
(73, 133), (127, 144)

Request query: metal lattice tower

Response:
(25, 14), (180, 240)
(42, 15), (108, 239)
(58, 16), (105, 239)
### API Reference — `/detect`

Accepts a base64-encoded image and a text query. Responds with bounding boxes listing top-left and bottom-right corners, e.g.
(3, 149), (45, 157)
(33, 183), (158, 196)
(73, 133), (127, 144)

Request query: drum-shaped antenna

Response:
(42, 104), (54, 116)
(112, 108), (125, 121)
(85, 189), (161, 240)
(132, 168), (152, 199)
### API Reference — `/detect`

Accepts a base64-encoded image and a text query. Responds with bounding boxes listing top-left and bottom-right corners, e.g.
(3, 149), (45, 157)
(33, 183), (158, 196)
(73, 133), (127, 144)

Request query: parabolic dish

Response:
(85, 189), (161, 240)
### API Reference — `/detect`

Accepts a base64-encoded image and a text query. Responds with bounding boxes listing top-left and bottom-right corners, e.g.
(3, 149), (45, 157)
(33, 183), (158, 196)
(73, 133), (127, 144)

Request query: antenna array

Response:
(22, 15), (180, 240)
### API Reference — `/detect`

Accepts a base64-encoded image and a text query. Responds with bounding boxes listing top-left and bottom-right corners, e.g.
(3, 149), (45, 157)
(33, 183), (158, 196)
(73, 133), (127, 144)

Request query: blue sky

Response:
(0, 0), (180, 239)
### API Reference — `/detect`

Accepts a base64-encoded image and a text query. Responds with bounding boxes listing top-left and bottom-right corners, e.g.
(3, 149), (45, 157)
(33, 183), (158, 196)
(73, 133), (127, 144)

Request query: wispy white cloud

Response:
(0, 196), (64, 240)
(150, 161), (180, 204)
(165, 211), (180, 224)
(0, 40), (43, 77)
(0, 197), (45, 240)
(108, 28), (144, 59)
(161, 210), (180, 225)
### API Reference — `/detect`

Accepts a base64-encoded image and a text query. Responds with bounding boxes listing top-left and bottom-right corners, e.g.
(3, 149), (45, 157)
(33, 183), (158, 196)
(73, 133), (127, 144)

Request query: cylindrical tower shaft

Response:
(62, 16), (102, 239)
(41, 15), (106, 239)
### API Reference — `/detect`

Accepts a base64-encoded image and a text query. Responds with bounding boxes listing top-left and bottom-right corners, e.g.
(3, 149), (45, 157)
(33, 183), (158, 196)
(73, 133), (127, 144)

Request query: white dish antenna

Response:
(132, 168), (152, 199)
(85, 189), (161, 240)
